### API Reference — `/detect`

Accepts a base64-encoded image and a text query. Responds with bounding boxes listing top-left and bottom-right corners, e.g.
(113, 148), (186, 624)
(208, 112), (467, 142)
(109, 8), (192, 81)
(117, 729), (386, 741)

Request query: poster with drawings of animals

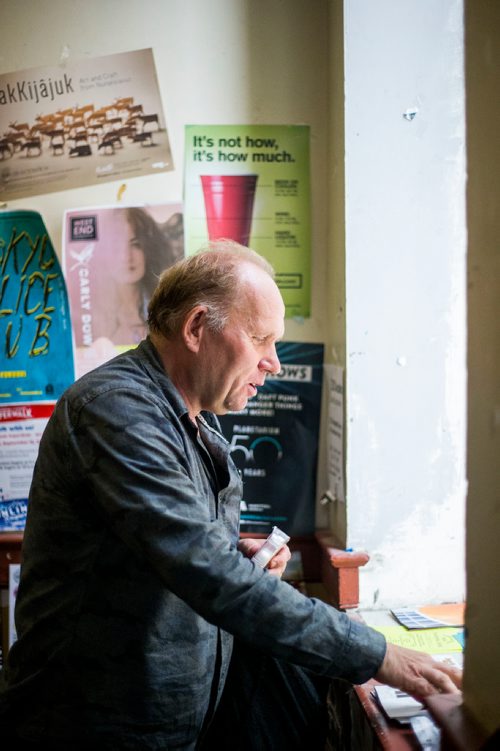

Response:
(0, 48), (173, 201)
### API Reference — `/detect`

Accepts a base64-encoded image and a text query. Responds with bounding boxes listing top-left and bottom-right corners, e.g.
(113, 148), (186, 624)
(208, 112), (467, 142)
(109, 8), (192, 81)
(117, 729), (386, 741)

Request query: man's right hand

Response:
(375, 642), (463, 698)
(237, 538), (291, 578)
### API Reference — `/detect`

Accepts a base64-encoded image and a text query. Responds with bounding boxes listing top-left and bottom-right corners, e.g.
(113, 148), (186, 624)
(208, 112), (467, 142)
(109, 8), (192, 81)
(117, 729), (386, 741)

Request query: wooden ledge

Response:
(0, 532), (24, 544)
(315, 531), (370, 568)
(315, 531), (370, 610)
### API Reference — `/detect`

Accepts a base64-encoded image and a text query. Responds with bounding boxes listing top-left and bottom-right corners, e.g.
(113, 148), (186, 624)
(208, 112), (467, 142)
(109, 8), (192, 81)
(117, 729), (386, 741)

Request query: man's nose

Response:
(259, 347), (281, 376)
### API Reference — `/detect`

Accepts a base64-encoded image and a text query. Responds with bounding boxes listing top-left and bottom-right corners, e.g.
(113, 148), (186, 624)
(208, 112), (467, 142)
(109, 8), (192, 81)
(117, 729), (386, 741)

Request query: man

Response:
(0, 241), (461, 750)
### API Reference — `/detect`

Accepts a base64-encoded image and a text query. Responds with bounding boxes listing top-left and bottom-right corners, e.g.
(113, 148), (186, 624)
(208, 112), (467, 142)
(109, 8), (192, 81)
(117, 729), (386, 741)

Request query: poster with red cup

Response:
(183, 125), (311, 318)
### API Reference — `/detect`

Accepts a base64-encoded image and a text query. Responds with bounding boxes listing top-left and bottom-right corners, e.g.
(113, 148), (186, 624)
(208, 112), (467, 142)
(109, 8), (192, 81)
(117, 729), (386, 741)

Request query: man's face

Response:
(197, 268), (285, 415)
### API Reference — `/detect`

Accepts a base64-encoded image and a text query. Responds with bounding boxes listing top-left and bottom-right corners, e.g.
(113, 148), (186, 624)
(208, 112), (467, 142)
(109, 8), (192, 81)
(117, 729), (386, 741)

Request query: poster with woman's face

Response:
(63, 203), (184, 378)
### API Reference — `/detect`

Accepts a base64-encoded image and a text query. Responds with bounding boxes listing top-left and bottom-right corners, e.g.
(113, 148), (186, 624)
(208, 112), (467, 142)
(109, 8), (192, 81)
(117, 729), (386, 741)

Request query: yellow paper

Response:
(373, 626), (463, 654)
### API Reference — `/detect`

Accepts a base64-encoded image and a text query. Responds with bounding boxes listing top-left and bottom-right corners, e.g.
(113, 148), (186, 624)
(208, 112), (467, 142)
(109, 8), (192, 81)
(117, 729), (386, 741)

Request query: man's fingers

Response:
(409, 666), (462, 699)
(267, 545), (291, 577)
(424, 665), (462, 694)
(375, 642), (463, 700)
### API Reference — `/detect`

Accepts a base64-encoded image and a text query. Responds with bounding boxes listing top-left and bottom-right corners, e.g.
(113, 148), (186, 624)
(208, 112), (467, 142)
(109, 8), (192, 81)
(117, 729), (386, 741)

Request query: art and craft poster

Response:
(62, 203), (184, 378)
(0, 48), (173, 201)
(0, 209), (75, 404)
(218, 342), (324, 536)
(184, 125), (311, 318)
(0, 403), (54, 531)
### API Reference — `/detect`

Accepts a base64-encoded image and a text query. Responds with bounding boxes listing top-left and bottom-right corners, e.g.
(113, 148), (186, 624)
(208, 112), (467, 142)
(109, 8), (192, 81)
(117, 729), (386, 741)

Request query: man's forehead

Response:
(241, 265), (283, 301)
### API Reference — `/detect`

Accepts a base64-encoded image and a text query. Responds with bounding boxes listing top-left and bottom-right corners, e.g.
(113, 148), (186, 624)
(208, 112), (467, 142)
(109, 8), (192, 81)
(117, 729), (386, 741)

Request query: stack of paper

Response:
(373, 684), (424, 720)
(373, 685), (442, 749)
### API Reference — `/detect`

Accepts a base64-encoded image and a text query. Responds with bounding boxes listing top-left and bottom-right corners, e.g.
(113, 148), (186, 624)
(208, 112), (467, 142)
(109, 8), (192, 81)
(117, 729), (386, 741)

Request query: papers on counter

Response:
(391, 603), (465, 630)
(373, 684), (424, 719)
(373, 626), (464, 654)
(373, 686), (442, 750)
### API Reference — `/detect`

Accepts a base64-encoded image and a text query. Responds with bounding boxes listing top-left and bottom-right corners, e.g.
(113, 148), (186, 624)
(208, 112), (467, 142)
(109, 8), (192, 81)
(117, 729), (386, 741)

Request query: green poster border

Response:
(184, 124), (311, 318)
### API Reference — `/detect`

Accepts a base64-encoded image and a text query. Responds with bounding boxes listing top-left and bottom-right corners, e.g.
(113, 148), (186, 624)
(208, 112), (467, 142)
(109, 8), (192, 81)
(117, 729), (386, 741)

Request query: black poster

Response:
(218, 341), (324, 536)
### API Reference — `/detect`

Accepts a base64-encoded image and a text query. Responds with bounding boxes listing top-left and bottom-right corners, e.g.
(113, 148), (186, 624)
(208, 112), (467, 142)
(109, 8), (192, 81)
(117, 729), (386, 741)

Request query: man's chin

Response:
(220, 397), (250, 415)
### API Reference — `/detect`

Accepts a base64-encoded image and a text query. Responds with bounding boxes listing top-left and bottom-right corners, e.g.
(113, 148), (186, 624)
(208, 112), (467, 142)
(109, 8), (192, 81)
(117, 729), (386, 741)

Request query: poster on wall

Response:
(0, 404), (54, 531)
(0, 48), (173, 201)
(184, 125), (311, 318)
(0, 209), (75, 403)
(0, 209), (74, 531)
(218, 341), (324, 536)
(62, 203), (184, 378)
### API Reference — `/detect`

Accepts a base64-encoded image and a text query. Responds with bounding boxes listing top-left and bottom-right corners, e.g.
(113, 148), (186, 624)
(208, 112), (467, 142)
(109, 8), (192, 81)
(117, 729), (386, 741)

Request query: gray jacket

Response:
(0, 338), (386, 749)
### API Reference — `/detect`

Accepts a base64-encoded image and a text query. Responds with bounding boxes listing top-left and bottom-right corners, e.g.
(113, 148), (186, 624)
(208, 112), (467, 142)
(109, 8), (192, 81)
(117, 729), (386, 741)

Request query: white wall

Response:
(341, 0), (467, 608)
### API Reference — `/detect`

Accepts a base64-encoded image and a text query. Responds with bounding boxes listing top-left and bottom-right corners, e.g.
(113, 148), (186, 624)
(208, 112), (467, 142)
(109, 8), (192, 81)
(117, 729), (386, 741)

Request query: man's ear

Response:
(182, 305), (208, 353)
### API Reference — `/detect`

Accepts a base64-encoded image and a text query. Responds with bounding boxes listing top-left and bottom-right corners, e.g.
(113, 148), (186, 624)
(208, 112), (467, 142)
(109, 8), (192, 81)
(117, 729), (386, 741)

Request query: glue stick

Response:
(251, 526), (290, 568)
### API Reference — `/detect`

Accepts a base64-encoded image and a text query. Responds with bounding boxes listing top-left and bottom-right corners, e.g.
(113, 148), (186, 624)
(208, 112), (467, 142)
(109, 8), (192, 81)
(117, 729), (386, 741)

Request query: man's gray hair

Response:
(147, 239), (275, 338)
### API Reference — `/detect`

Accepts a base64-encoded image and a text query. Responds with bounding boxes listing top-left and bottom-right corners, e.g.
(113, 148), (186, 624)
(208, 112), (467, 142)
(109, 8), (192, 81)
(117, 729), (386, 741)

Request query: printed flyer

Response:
(218, 341), (324, 536)
(0, 48), (173, 200)
(184, 125), (311, 318)
(0, 403), (54, 531)
(0, 209), (75, 404)
(62, 203), (184, 378)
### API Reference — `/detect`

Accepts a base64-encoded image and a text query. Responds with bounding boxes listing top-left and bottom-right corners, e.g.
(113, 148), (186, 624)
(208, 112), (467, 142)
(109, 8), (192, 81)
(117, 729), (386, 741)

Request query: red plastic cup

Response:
(200, 174), (258, 245)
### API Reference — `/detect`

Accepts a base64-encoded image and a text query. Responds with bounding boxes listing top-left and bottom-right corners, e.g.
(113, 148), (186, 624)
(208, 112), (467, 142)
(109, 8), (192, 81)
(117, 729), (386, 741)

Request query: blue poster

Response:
(0, 209), (75, 404)
(218, 341), (324, 536)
